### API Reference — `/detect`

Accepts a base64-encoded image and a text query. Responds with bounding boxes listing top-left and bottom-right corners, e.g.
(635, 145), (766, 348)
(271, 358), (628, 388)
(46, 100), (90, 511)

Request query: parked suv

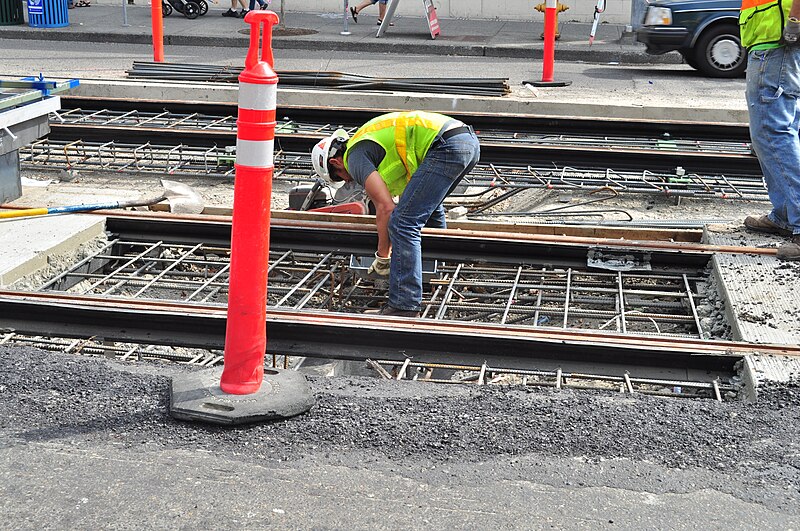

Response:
(636, 0), (745, 78)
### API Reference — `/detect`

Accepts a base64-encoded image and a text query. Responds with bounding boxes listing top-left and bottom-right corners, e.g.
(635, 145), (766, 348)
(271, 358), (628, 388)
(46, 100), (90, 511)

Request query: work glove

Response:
(784, 17), (800, 45)
(367, 252), (391, 278)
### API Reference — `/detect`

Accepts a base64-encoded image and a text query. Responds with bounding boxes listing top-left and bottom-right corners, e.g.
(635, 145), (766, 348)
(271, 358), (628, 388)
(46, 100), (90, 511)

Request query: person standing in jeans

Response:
(741, 0), (800, 260)
(311, 111), (481, 317)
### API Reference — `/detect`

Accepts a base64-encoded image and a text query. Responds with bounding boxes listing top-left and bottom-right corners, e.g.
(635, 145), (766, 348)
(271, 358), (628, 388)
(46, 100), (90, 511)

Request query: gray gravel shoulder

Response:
(1, 346), (799, 525)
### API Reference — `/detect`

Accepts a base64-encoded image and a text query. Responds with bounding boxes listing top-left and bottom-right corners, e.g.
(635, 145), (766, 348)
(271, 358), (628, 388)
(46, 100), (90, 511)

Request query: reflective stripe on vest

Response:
(343, 111), (451, 196)
(740, 0), (792, 50)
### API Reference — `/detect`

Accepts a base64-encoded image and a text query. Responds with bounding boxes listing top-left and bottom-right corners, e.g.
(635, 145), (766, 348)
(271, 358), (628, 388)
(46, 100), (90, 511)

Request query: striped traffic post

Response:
(220, 10), (280, 395)
(523, 0), (571, 87)
(169, 10), (314, 425)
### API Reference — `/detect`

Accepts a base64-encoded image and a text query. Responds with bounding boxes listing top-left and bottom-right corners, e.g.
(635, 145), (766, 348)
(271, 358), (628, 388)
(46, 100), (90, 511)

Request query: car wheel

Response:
(680, 50), (700, 70)
(693, 25), (746, 78)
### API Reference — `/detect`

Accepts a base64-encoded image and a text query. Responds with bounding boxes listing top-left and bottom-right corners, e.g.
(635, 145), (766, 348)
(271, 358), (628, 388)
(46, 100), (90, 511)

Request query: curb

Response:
(0, 27), (683, 64)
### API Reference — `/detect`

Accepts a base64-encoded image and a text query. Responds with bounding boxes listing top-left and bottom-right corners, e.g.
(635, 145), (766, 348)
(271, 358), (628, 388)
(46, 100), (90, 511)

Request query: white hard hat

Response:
(311, 128), (350, 186)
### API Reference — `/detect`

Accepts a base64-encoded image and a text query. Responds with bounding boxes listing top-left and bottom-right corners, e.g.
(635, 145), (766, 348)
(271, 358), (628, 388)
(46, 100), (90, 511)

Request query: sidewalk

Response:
(0, 6), (680, 64)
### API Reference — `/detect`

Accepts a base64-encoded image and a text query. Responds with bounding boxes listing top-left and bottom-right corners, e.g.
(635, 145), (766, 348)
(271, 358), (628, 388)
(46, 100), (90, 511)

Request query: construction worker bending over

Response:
(312, 111), (481, 317)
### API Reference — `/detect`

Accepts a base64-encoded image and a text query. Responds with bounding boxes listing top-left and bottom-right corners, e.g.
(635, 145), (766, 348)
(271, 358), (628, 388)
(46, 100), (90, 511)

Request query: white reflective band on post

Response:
(236, 139), (275, 168)
(546, 0), (556, 7)
(239, 83), (277, 111)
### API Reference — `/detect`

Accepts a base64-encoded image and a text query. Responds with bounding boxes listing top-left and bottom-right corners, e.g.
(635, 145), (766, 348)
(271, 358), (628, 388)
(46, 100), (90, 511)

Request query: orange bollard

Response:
(169, 12), (314, 423)
(220, 10), (280, 395)
(151, 0), (164, 62)
(524, 0), (571, 87)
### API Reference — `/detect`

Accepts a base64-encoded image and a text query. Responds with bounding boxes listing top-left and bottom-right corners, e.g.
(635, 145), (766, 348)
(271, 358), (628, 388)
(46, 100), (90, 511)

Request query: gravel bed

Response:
(2, 345), (799, 513)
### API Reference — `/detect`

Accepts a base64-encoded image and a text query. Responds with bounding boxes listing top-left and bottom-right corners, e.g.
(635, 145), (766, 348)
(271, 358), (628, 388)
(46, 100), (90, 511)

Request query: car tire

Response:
(680, 50), (701, 70)
(693, 24), (746, 78)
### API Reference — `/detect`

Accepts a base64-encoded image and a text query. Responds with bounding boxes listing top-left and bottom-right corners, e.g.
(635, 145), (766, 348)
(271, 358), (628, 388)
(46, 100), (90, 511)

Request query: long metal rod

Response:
(0, 290), (783, 369)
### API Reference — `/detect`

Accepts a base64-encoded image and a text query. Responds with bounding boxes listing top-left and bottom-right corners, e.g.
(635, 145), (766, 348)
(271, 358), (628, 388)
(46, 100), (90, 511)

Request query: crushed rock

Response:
(2, 346), (799, 499)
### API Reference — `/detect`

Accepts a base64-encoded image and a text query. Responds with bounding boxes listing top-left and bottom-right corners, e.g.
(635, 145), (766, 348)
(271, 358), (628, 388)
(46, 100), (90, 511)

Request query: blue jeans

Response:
(387, 130), (480, 311)
(746, 46), (800, 235)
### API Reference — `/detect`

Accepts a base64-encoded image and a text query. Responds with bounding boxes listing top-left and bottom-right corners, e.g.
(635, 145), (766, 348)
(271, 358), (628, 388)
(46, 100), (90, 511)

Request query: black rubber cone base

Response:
(170, 367), (314, 425)
(523, 80), (573, 87)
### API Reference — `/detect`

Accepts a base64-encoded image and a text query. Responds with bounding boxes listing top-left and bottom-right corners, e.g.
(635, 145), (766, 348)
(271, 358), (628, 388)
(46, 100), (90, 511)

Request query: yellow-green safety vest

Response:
(740, 0), (793, 50)
(343, 111), (451, 197)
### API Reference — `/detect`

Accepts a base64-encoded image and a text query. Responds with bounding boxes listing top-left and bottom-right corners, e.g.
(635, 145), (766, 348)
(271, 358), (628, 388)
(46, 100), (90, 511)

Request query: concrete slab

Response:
(69, 78), (750, 124)
(706, 229), (800, 346)
(738, 354), (800, 401)
(0, 214), (105, 287)
(170, 366), (315, 425)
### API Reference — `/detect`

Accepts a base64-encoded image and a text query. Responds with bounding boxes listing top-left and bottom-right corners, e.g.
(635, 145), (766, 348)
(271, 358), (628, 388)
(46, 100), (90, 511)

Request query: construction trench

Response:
(2, 80), (800, 525)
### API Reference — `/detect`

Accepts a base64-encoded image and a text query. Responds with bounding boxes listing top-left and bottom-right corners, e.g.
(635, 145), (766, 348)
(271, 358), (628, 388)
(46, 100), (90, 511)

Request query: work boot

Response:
(365, 305), (421, 318)
(777, 235), (800, 261)
(744, 215), (792, 237)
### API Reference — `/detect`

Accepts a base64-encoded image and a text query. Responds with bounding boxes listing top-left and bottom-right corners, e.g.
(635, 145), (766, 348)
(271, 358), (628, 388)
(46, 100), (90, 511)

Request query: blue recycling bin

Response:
(27, 0), (68, 27)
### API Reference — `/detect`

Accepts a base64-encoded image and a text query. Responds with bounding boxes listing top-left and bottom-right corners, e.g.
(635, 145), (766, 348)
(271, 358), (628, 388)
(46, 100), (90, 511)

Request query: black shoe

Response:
(365, 305), (421, 318)
(238, 8), (249, 17)
(221, 8), (237, 16)
(349, 6), (358, 22)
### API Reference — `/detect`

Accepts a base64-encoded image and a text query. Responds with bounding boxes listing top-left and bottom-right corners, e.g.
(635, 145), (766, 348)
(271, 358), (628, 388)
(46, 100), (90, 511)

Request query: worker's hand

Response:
(367, 252), (391, 277)
(784, 17), (800, 44)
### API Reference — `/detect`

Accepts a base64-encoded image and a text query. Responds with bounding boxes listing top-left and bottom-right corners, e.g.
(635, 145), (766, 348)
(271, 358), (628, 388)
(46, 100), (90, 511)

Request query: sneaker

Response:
(777, 235), (800, 261)
(365, 305), (421, 318)
(744, 215), (792, 237)
(258, 1), (268, 8)
(221, 8), (237, 16)
(350, 6), (358, 22)
(376, 20), (394, 26)
(238, 8), (249, 17)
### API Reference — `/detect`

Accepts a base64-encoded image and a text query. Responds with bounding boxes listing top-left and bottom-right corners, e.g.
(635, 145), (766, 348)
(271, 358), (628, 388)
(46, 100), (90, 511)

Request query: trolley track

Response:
(1, 213), (788, 399)
(49, 98), (760, 175)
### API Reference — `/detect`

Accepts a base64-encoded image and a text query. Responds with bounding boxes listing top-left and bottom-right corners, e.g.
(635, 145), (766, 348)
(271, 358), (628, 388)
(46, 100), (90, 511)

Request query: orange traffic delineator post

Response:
(220, 10), (280, 395)
(151, 0), (164, 62)
(169, 11), (314, 425)
(524, 0), (571, 87)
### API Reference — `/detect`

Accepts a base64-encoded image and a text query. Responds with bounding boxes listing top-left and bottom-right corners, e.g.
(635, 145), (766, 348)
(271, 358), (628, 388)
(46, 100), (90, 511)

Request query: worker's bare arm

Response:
(364, 171), (395, 257)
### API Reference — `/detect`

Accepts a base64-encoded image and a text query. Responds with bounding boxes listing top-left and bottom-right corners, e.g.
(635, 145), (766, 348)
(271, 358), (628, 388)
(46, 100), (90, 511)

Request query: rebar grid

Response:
(371, 359), (732, 400)
(0, 327), (734, 399)
(20, 140), (768, 200)
(422, 263), (705, 337)
(0, 331), (223, 366)
(19, 139), (313, 180)
(53, 108), (751, 155)
(37, 240), (707, 338)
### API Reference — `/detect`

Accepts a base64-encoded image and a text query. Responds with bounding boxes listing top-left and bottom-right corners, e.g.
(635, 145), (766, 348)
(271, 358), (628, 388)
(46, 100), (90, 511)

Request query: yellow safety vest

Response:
(740, 0), (792, 50)
(344, 111), (451, 196)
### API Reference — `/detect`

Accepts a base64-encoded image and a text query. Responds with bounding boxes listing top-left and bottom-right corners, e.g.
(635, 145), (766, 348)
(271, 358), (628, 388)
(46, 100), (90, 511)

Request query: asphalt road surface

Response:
(1, 38), (746, 110)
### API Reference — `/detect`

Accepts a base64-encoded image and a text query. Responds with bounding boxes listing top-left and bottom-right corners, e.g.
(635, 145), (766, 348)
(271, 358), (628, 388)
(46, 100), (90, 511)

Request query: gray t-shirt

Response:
(345, 140), (386, 188)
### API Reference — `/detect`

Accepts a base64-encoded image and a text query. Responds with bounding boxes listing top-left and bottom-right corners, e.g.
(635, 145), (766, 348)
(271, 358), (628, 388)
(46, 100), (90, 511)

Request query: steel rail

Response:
(19, 140), (769, 200)
(98, 211), (774, 258)
(47, 112), (760, 175)
(1, 290), (792, 374)
(49, 108), (754, 156)
(60, 97), (752, 143)
(53, 107), (750, 155)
